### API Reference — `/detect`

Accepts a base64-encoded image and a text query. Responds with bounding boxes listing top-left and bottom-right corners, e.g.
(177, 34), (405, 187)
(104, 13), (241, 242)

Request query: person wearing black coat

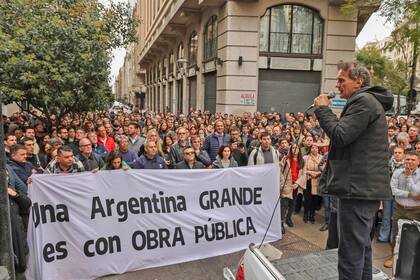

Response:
(314, 61), (393, 280)
(7, 165), (32, 272)
(176, 146), (206, 169)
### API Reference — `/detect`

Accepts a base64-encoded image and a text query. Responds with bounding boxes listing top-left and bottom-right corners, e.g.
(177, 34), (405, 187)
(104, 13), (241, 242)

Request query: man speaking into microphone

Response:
(314, 61), (393, 280)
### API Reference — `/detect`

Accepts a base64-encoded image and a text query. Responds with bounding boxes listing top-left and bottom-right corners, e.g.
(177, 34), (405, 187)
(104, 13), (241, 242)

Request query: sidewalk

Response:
(100, 211), (392, 279)
(286, 212), (392, 277)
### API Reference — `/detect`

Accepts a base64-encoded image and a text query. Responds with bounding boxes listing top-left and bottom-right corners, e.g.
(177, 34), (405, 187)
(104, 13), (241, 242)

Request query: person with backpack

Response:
(247, 132), (279, 166)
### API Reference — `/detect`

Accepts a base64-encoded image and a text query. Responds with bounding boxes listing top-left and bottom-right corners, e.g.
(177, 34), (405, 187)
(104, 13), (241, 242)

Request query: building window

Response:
(259, 4), (323, 55)
(204, 15), (217, 60)
(177, 43), (184, 60)
(188, 31), (198, 66)
(163, 58), (167, 77)
(169, 51), (174, 75)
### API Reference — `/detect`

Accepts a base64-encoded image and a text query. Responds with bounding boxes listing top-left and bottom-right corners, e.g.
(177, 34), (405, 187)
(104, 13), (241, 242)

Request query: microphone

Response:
(306, 91), (337, 111)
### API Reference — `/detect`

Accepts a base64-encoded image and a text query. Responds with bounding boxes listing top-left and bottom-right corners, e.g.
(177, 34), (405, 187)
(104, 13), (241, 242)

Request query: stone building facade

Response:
(115, 0), (375, 114)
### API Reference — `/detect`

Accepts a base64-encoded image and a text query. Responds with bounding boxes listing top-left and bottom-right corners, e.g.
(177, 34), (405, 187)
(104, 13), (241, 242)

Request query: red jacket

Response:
(97, 135), (115, 152)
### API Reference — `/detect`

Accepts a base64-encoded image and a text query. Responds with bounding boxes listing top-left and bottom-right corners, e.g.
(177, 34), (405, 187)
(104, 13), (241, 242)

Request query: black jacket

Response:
(176, 160), (206, 169)
(315, 86), (393, 200)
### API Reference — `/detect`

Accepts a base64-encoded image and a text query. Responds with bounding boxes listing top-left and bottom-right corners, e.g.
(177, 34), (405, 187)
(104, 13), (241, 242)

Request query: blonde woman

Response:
(303, 145), (323, 224)
(138, 129), (167, 163)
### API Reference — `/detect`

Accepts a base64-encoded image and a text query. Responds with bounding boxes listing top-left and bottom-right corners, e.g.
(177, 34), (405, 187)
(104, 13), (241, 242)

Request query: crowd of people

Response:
(3, 107), (420, 271)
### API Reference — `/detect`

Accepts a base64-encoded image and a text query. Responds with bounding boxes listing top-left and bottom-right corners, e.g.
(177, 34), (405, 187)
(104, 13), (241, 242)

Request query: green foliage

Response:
(0, 0), (136, 126)
(356, 45), (408, 96)
(356, 46), (387, 83)
(342, 0), (419, 70)
(345, 0), (419, 112)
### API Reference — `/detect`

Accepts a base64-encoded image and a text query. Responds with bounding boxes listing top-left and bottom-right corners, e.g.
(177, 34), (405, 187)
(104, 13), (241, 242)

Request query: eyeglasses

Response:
(79, 144), (91, 148)
(184, 152), (194, 155)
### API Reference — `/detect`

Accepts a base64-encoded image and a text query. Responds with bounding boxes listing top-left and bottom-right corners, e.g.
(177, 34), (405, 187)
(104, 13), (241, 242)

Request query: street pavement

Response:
(99, 212), (392, 280)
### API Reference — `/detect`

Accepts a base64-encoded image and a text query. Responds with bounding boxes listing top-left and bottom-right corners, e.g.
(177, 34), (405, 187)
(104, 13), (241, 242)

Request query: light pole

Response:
(407, 21), (419, 114)
(0, 95), (15, 280)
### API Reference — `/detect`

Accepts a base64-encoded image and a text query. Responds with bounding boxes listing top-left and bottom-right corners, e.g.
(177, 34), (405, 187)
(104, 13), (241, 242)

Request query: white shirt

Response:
(391, 168), (420, 207)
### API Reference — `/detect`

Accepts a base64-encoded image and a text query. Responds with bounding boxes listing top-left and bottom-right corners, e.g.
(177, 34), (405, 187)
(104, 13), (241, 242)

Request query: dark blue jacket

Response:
(7, 159), (33, 186)
(133, 154), (167, 169)
(6, 165), (28, 193)
(120, 150), (138, 168)
(93, 143), (108, 159)
(204, 133), (230, 162)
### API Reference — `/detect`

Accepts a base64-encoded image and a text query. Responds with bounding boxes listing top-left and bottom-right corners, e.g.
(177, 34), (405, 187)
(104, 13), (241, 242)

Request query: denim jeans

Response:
(322, 195), (331, 224)
(378, 199), (393, 242)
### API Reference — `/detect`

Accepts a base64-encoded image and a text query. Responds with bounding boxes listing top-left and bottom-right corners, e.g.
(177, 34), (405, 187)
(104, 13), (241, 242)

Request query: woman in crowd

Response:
(102, 151), (130, 170)
(303, 144), (322, 224)
(158, 122), (169, 139)
(280, 143), (306, 232)
(211, 145), (238, 168)
(162, 135), (174, 168)
(138, 129), (164, 156)
(38, 141), (56, 169)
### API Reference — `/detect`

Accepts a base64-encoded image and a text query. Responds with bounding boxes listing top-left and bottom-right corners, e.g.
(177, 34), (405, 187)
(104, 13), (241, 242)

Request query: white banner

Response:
(26, 164), (281, 280)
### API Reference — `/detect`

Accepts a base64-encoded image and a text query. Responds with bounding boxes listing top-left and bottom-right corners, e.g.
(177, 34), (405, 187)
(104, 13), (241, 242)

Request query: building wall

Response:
(116, 0), (364, 114)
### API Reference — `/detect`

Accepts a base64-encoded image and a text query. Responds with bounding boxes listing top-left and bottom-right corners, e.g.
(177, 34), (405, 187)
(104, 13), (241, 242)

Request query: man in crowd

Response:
(8, 144), (35, 186)
(190, 136), (211, 167)
(277, 138), (289, 161)
(387, 126), (397, 146)
(58, 127), (79, 156)
(176, 146), (206, 169)
(23, 126), (40, 155)
(314, 61), (393, 279)
(97, 124), (116, 152)
(4, 133), (17, 159)
(75, 128), (86, 143)
(45, 146), (85, 174)
(384, 150), (420, 268)
(241, 125), (251, 146)
(87, 131), (108, 159)
(271, 126), (282, 146)
(408, 126), (419, 146)
(127, 122), (145, 153)
(77, 138), (104, 172)
(378, 147), (405, 244)
(171, 127), (190, 164)
(248, 132), (279, 166)
(393, 132), (413, 153)
(204, 120), (230, 162)
(20, 137), (42, 172)
(230, 127), (248, 166)
(134, 141), (167, 169)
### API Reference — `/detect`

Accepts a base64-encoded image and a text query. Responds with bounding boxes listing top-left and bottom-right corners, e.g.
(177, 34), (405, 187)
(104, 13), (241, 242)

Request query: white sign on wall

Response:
(240, 93), (257, 105)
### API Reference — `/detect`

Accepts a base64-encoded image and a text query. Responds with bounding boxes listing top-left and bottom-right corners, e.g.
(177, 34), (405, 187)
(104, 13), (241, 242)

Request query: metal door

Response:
(258, 70), (321, 114)
(189, 77), (197, 111)
(204, 72), (217, 113)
